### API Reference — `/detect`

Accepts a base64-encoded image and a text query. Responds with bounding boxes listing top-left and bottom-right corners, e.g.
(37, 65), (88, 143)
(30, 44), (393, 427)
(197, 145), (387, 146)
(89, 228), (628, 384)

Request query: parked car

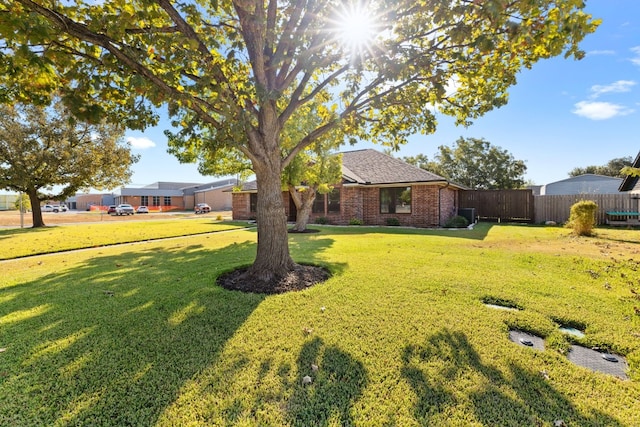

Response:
(114, 204), (135, 215)
(136, 205), (149, 214)
(42, 204), (67, 212)
(107, 205), (117, 214)
(195, 203), (211, 214)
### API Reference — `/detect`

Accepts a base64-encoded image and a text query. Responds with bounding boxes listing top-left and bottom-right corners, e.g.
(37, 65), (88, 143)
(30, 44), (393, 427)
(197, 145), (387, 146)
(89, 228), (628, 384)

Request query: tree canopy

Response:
(0, 0), (599, 288)
(569, 156), (633, 178)
(405, 137), (527, 189)
(0, 100), (137, 227)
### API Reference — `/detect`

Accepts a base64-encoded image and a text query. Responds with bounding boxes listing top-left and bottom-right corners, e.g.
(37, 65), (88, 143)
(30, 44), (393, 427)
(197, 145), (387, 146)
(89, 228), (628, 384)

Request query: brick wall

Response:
(234, 184), (459, 227)
(358, 185), (442, 227)
(439, 187), (458, 226)
(232, 193), (252, 220)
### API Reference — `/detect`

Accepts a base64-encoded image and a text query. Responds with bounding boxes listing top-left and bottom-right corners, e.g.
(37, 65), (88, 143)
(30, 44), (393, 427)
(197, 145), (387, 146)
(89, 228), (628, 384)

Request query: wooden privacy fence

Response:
(459, 190), (640, 225)
(534, 194), (640, 225)
(459, 190), (535, 222)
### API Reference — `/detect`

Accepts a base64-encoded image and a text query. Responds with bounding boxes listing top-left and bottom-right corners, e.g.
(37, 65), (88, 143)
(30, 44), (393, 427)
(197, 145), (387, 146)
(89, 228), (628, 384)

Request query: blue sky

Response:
(124, 0), (640, 187)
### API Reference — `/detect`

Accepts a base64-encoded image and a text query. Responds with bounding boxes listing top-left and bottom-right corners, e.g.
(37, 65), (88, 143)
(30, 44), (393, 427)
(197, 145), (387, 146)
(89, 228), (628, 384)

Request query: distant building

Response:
(73, 178), (237, 211)
(540, 174), (623, 196)
(0, 193), (18, 211)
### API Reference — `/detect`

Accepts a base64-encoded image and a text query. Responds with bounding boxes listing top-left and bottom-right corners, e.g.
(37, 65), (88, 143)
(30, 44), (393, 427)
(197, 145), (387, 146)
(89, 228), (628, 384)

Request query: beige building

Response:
(71, 179), (237, 212)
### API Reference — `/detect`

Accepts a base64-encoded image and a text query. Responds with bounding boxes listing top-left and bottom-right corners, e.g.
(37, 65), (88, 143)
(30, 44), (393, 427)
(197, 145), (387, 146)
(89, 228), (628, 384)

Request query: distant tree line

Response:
(403, 139), (636, 190)
(569, 157), (633, 178)
(402, 137), (527, 190)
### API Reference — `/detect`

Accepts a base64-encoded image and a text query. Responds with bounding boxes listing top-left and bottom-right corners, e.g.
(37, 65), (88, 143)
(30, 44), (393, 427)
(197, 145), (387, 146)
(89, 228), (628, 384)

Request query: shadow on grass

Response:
(298, 222), (493, 241)
(286, 337), (368, 427)
(401, 329), (623, 426)
(0, 225), (50, 239)
(0, 241), (265, 426)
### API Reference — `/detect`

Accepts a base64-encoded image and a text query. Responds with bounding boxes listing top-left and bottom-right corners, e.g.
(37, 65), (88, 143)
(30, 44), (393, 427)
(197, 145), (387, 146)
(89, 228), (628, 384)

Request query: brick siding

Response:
(233, 183), (459, 227)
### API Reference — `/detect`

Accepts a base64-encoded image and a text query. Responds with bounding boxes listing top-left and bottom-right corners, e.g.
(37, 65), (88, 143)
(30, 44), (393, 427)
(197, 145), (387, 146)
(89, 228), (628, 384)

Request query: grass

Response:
(1, 223), (639, 426)
(0, 219), (247, 260)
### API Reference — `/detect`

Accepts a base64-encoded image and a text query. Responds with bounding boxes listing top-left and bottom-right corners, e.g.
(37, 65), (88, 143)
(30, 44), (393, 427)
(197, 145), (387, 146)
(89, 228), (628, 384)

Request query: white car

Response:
(194, 203), (211, 214)
(42, 204), (67, 212)
(136, 205), (149, 214)
(114, 204), (135, 215)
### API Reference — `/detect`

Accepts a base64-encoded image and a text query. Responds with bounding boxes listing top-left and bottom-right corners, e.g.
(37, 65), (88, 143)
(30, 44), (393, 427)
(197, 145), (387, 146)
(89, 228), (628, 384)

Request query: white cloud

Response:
(573, 101), (634, 120)
(589, 80), (636, 99)
(631, 46), (640, 66)
(586, 49), (615, 56)
(126, 136), (156, 149)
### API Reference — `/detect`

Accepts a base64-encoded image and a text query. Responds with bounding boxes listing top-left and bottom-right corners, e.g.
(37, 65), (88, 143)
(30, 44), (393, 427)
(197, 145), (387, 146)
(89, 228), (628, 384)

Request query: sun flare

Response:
(333, 2), (378, 56)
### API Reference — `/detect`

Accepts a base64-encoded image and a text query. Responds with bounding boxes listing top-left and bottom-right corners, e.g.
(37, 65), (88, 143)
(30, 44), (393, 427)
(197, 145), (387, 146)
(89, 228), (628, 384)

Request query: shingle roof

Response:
(237, 148), (464, 191)
(619, 151), (640, 192)
(341, 149), (450, 185)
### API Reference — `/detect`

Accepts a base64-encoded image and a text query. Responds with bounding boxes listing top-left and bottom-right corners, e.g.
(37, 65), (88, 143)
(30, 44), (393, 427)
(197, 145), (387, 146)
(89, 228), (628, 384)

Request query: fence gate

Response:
(459, 190), (534, 222)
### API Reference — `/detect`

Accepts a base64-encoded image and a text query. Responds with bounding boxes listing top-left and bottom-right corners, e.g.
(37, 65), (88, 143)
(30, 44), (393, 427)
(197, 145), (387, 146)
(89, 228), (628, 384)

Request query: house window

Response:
(328, 188), (341, 213)
(141, 196), (148, 206)
(164, 196), (171, 206)
(312, 194), (325, 213)
(250, 193), (257, 213)
(380, 187), (411, 214)
(152, 196), (160, 206)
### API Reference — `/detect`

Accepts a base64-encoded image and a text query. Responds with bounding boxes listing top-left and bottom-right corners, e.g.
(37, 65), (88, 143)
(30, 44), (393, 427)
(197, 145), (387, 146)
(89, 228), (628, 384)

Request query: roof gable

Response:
(619, 151), (640, 192)
(341, 149), (452, 185)
(237, 149), (465, 191)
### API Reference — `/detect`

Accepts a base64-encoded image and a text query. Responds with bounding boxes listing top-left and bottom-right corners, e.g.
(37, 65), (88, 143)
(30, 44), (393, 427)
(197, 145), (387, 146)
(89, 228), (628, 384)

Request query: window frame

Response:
(380, 186), (412, 214)
(249, 193), (257, 213)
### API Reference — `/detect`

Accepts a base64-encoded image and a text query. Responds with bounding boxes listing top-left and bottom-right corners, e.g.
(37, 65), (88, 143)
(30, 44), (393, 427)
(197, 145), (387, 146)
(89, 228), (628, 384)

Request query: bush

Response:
(385, 217), (400, 226)
(445, 215), (469, 228)
(349, 218), (363, 225)
(566, 200), (597, 236)
(314, 216), (329, 225)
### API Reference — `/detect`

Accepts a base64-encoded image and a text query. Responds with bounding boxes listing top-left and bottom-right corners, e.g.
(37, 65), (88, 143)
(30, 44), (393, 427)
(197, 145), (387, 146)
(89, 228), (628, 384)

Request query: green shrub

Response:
(349, 218), (363, 225)
(385, 217), (400, 226)
(566, 200), (597, 236)
(445, 215), (469, 228)
(314, 216), (329, 225)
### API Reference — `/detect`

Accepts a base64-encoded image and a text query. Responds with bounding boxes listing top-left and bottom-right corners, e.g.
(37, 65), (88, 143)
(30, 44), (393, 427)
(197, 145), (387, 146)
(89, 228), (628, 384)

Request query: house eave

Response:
(342, 180), (466, 190)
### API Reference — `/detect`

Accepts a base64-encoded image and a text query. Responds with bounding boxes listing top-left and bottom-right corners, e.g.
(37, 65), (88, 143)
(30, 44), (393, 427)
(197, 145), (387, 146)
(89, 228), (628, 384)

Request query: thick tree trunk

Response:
(28, 189), (45, 228)
(290, 186), (316, 232)
(246, 163), (296, 283)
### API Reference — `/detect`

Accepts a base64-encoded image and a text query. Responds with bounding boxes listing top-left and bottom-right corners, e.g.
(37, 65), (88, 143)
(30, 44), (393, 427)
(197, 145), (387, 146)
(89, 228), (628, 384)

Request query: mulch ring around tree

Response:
(217, 264), (329, 294)
(288, 228), (321, 233)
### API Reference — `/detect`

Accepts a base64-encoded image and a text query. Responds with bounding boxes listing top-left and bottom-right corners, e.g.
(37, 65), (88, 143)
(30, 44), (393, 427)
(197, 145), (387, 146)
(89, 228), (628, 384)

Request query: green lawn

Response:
(1, 223), (639, 426)
(0, 219), (247, 260)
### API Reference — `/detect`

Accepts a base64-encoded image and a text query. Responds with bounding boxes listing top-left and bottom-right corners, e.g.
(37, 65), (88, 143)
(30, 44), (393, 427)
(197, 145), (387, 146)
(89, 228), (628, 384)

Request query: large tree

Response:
(0, 101), (137, 227)
(0, 0), (598, 287)
(569, 156), (633, 178)
(416, 137), (527, 189)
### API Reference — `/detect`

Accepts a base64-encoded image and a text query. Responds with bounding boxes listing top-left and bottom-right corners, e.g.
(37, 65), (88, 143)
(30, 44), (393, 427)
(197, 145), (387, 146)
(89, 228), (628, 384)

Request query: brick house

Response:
(232, 149), (467, 227)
